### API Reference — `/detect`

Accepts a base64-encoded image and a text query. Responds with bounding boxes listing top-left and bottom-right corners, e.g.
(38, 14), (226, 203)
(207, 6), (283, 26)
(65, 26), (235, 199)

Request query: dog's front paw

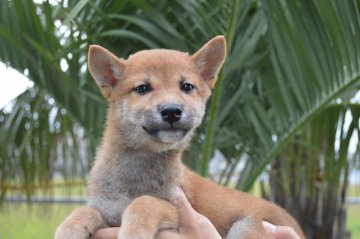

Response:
(54, 223), (93, 239)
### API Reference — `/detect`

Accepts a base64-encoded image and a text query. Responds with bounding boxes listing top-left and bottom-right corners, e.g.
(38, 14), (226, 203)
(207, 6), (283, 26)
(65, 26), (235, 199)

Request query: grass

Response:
(0, 203), (80, 239)
(348, 204), (360, 239)
(0, 182), (85, 239)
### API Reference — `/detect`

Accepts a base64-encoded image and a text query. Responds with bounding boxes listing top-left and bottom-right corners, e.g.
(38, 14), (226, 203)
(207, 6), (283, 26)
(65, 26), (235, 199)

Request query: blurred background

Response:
(0, 0), (359, 238)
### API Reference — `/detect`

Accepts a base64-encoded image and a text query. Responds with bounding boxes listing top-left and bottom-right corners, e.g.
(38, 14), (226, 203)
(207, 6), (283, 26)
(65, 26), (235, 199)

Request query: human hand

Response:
(91, 194), (301, 239)
(263, 221), (300, 239)
(156, 187), (222, 239)
(91, 187), (221, 239)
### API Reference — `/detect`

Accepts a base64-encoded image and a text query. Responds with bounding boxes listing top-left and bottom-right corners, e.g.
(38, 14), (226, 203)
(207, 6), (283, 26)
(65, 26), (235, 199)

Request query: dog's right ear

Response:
(88, 45), (126, 98)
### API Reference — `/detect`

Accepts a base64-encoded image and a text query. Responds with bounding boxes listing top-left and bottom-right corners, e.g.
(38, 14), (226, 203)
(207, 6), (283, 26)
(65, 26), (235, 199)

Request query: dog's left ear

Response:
(191, 36), (227, 88)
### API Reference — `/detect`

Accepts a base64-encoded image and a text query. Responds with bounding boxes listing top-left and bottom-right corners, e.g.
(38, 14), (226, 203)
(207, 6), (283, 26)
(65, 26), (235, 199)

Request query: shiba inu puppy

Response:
(55, 36), (304, 239)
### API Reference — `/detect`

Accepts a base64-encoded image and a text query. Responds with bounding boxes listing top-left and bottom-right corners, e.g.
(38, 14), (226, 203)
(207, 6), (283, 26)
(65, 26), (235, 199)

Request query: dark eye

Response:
(134, 84), (151, 95)
(180, 83), (195, 93)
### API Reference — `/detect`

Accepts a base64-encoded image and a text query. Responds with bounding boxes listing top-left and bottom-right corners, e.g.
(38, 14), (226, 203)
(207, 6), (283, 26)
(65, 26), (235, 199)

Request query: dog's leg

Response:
(54, 206), (107, 239)
(118, 195), (178, 239)
(225, 217), (274, 239)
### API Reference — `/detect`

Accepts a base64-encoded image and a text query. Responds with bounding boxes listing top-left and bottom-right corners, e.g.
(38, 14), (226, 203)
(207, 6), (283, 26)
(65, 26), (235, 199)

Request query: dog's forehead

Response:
(126, 49), (194, 72)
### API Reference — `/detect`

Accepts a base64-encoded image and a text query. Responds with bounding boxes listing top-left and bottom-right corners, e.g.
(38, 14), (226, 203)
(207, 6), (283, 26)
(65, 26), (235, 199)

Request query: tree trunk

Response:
(266, 157), (351, 239)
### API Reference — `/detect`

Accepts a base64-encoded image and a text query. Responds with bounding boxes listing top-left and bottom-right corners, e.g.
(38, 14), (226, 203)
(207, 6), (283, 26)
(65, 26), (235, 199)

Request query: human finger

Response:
(262, 221), (300, 239)
(274, 226), (300, 239)
(91, 227), (119, 239)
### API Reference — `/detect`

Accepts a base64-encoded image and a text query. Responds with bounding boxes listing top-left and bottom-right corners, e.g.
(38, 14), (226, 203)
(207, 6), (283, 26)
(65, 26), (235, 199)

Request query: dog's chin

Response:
(143, 127), (189, 144)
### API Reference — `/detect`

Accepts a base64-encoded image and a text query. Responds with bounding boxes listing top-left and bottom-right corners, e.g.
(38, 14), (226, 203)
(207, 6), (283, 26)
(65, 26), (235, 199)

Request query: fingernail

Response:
(171, 186), (181, 201)
(262, 221), (276, 233)
(175, 186), (181, 196)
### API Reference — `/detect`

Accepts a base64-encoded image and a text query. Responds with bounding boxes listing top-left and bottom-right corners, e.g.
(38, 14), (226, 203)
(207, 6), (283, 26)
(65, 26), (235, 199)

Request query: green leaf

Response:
(64, 0), (90, 25)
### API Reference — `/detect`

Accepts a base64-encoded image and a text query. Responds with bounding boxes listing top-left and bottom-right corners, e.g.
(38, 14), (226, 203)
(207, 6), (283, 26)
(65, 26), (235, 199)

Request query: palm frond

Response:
(208, 0), (360, 190)
(0, 88), (93, 199)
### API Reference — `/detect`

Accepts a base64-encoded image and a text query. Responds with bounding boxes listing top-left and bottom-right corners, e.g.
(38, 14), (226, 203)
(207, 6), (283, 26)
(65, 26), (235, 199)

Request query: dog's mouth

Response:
(142, 126), (189, 144)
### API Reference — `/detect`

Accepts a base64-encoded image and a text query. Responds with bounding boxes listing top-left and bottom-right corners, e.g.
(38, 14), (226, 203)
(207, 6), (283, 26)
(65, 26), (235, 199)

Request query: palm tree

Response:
(0, 0), (359, 238)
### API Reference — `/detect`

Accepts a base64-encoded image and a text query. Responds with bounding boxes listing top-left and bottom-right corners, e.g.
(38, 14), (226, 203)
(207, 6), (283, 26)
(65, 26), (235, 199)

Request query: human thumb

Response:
(172, 187), (196, 225)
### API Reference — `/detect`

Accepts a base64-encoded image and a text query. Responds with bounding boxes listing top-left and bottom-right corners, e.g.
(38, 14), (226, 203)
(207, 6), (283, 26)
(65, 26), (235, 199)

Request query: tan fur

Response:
(54, 36), (305, 239)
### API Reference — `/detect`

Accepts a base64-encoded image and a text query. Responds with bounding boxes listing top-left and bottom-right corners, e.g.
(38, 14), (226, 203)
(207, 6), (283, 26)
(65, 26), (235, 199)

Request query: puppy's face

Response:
(88, 36), (226, 152)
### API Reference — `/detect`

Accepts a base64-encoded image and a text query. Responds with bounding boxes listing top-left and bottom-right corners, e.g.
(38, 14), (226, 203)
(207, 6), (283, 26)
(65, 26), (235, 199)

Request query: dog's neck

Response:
(94, 130), (184, 198)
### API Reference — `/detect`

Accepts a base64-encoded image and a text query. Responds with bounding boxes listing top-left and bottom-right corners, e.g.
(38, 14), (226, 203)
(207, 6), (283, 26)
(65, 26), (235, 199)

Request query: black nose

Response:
(160, 104), (183, 124)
